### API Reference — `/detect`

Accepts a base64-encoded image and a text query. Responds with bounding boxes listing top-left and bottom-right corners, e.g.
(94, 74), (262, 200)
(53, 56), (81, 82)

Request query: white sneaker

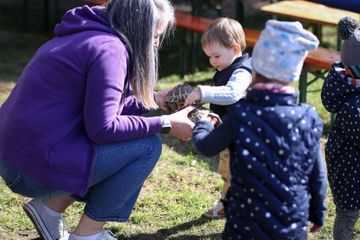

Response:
(23, 199), (70, 240)
(203, 200), (225, 219)
(69, 230), (117, 240)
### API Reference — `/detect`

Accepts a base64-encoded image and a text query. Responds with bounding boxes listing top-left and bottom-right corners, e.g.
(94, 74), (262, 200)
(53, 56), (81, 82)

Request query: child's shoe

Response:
(203, 200), (225, 218)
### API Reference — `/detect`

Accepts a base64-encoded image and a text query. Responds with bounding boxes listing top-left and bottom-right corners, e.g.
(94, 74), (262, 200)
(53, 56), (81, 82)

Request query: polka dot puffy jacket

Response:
(193, 89), (327, 240)
(321, 62), (360, 211)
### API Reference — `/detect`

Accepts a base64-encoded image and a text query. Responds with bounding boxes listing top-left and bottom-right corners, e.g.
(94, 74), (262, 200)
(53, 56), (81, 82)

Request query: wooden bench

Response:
(175, 11), (260, 48)
(175, 11), (340, 103)
(85, 0), (107, 6)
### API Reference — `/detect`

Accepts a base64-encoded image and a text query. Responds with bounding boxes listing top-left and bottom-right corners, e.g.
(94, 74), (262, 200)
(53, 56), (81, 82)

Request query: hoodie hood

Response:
(321, 62), (360, 113)
(54, 5), (112, 37)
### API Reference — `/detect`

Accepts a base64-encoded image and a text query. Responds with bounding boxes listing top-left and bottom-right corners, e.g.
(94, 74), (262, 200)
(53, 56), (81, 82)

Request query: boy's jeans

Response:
(334, 207), (360, 240)
(0, 134), (162, 222)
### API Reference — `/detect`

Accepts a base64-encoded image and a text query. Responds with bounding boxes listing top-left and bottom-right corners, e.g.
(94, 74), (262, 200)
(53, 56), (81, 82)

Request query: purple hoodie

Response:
(0, 6), (163, 196)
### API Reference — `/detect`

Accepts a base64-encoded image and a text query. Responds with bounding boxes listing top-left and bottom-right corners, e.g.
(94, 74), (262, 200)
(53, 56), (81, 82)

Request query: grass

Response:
(0, 5), (359, 240)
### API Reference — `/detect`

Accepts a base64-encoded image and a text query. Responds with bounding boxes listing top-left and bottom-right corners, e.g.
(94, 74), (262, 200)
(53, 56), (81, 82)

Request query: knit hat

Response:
(338, 17), (360, 78)
(252, 20), (319, 82)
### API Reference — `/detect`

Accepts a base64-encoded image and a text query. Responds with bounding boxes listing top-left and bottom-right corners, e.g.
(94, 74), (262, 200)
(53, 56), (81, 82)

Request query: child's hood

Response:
(321, 62), (360, 113)
(54, 5), (112, 37)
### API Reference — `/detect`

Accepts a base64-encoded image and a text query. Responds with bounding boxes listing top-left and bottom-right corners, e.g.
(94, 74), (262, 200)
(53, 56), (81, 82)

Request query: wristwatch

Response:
(161, 116), (172, 134)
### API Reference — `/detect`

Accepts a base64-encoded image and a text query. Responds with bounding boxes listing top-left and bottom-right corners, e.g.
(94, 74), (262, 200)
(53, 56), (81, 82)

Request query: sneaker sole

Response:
(23, 202), (54, 240)
(202, 212), (225, 219)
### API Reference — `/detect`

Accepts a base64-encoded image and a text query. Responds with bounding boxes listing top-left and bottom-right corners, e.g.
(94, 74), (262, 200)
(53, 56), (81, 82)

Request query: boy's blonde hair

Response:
(201, 17), (246, 51)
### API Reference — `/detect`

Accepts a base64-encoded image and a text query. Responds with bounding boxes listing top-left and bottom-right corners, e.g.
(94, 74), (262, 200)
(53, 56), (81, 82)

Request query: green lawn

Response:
(0, 15), (359, 240)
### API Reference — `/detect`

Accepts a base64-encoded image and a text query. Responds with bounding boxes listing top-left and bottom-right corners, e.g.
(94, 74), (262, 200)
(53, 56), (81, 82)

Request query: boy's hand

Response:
(184, 88), (201, 106)
(309, 224), (322, 233)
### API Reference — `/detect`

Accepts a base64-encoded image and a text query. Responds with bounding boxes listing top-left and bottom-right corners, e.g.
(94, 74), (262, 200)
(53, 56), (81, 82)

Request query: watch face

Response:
(161, 117), (171, 134)
(161, 126), (171, 134)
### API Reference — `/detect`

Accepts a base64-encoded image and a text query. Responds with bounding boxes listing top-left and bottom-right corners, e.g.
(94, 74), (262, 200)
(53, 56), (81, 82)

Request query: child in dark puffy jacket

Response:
(192, 20), (328, 240)
(321, 16), (360, 240)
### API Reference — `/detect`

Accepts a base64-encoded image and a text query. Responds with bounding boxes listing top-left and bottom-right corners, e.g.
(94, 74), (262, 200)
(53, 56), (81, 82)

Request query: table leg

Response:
(215, 2), (222, 16)
(235, 0), (244, 23)
(22, 0), (28, 32)
(190, 31), (196, 73)
(180, 28), (188, 78)
(43, 0), (49, 32)
(312, 24), (323, 46)
(299, 68), (307, 103)
(336, 34), (341, 51)
(54, 0), (60, 24)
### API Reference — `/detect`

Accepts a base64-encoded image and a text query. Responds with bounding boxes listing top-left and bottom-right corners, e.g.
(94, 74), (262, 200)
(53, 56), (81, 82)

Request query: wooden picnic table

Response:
(260, 0), (360, 26)
(260, 0), (360, 49)
(260, 0), (359, 26)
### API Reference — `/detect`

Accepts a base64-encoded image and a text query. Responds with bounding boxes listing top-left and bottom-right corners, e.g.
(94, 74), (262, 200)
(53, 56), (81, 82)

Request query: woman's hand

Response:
(166, 106), (196, 141)
(154, 88), (172, 109)
(184, 88), (201, 106)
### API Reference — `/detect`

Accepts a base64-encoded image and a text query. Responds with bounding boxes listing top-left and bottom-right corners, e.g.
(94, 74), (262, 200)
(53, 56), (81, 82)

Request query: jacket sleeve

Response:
(321, 63), (355, 114)
(199, 68), (252, 105)
(321, 66), (338, 113)
(192, 115), (234, 157)
(83, 41), (162, 144)
(308, 147), (328, 226)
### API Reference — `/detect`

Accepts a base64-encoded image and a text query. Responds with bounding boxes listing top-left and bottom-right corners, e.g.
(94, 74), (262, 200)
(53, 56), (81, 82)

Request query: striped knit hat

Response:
(338, 16), (360, 78)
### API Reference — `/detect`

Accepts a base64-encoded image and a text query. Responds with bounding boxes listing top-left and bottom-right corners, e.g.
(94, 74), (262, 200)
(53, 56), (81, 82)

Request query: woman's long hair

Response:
(106, 0), (174, 109)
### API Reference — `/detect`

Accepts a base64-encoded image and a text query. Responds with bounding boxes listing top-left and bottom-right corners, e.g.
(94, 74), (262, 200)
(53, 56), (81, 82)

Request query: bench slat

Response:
(175, 12), (212, 33)
(243, 28), (260, 49)
(175, 12), (259, 48)
(85, 0), (107, 5)
(306, 47), (340, 70)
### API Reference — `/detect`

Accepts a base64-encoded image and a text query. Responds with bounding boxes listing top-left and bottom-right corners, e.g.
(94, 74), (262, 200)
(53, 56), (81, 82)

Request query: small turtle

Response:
(188, 106), (222, 127)
(164, 84), (222, 127)
(164, 83), (194, 113)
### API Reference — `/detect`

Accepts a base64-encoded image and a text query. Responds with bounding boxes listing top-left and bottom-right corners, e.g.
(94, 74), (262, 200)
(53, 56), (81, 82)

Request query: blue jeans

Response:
(0, 134), (162, 222)
(333, 207), (360, 240)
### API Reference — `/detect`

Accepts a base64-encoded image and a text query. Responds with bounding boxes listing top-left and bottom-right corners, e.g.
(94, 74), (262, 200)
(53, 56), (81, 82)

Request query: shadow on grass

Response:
(113, 216), (222, 240)
(160, 133), (219, 173)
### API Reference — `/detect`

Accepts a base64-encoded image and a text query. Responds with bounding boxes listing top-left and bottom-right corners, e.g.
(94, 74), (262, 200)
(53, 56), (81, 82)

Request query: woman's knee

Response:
(142, 134), (162, 159)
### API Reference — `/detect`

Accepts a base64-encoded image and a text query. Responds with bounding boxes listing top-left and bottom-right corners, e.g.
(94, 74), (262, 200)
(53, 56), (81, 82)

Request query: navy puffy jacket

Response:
(193, 89), (327, 239)
(321, 62), (360, 211)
